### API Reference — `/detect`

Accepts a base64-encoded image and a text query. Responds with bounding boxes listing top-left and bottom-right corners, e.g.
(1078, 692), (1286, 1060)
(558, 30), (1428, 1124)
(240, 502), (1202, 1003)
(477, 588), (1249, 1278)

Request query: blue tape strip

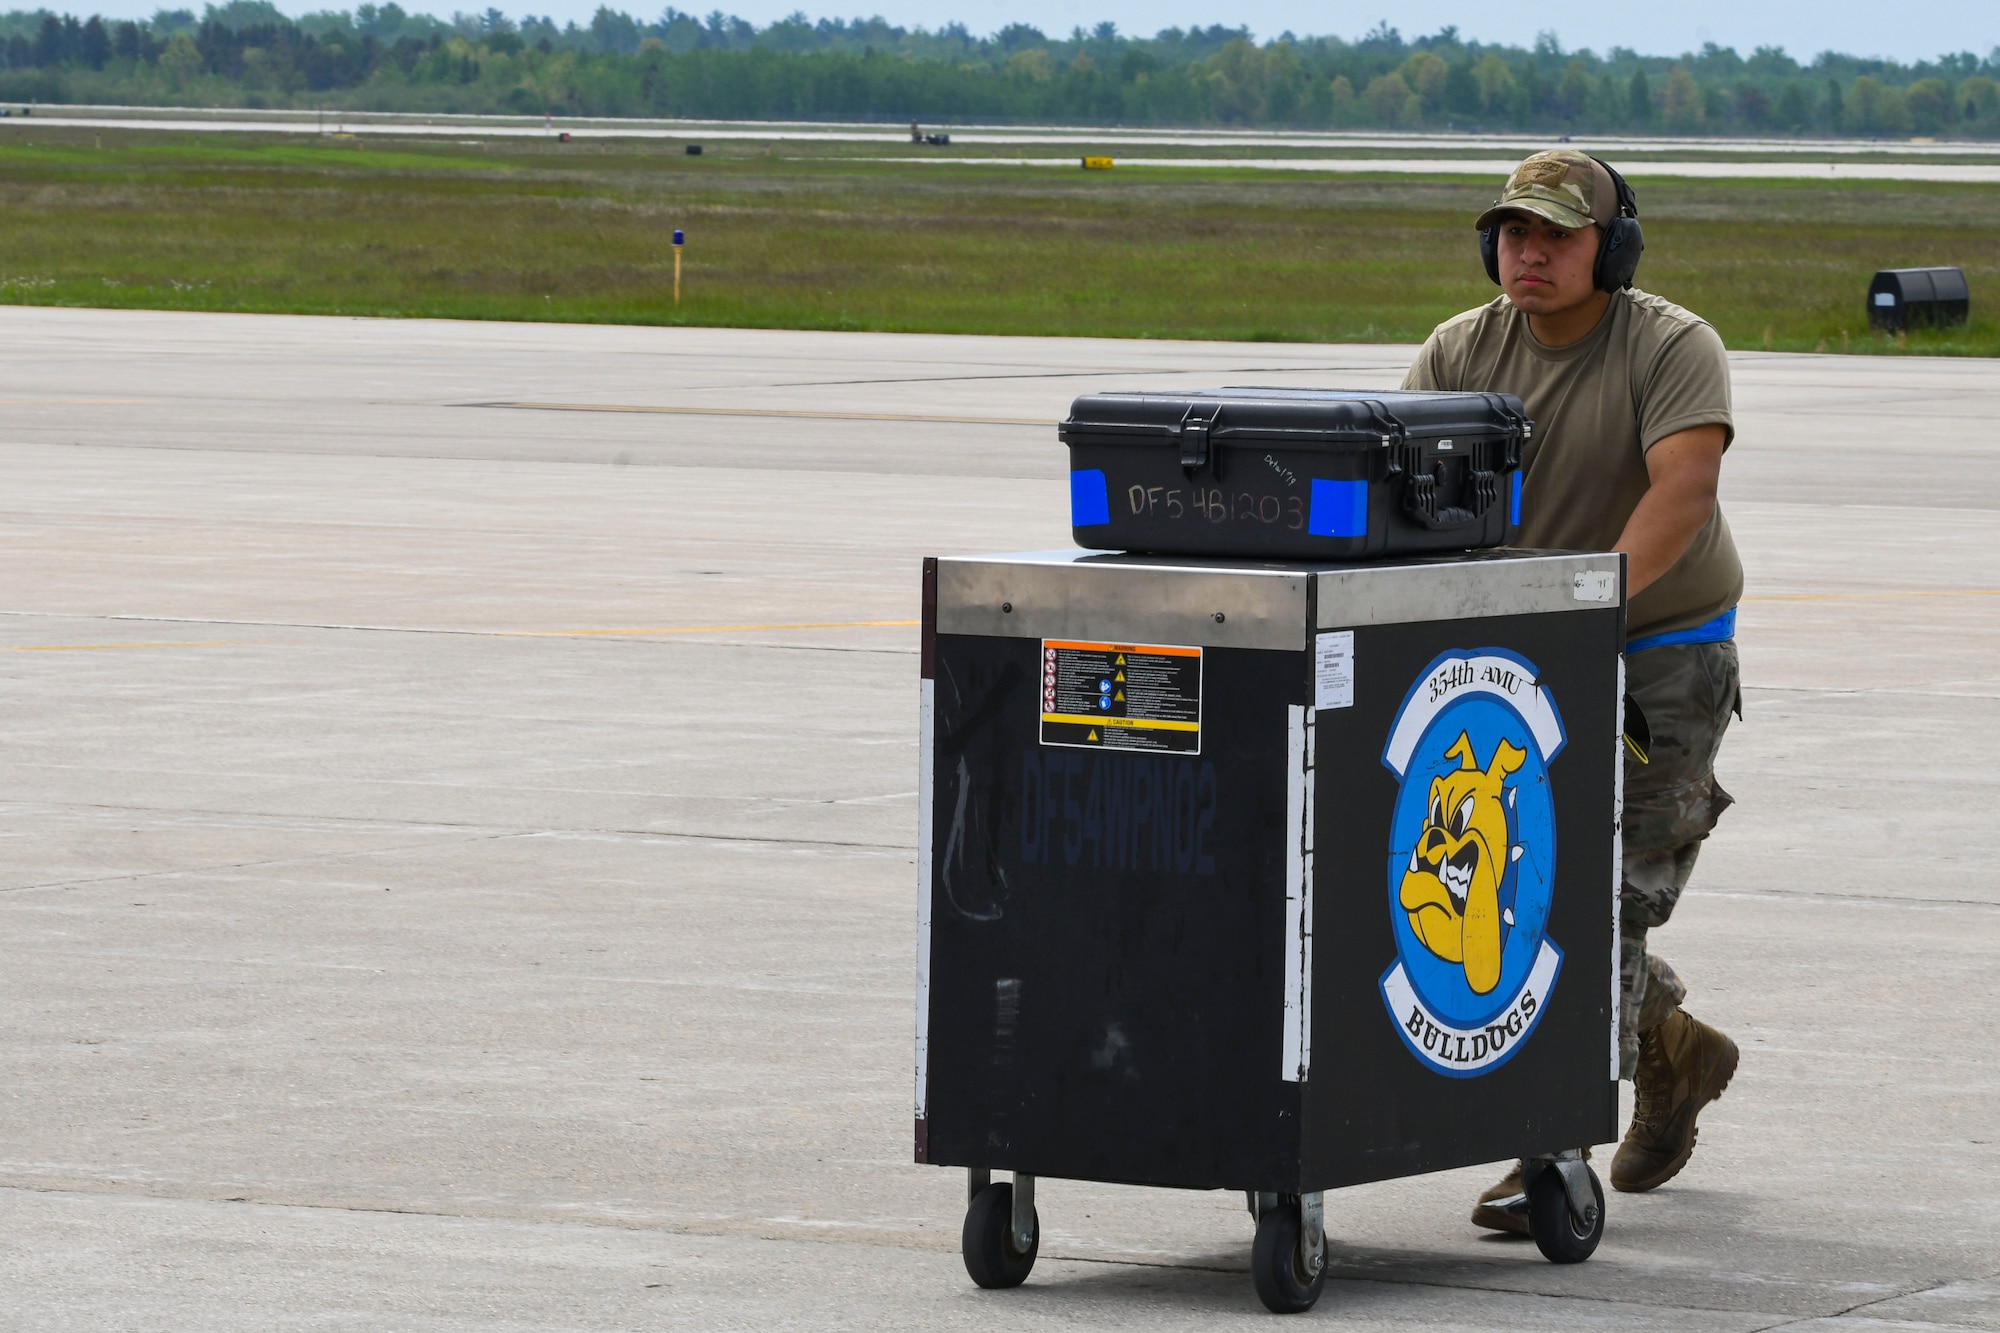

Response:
(1307, 478), (1369, 538)
(1070, 469), (1110, 527)
(1509, 471), (1522, 526)
(1627, 606), (1736, 653)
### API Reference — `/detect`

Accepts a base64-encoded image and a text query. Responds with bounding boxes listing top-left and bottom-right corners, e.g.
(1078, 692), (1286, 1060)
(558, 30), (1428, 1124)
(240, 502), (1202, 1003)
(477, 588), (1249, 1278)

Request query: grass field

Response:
(2, 127), (1997, 354)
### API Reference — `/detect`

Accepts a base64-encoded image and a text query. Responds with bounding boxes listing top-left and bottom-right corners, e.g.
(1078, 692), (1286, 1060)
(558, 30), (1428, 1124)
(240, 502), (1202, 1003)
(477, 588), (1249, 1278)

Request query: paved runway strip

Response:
(0, 308), (1994, 1328)
(875, 156), (2000, 181)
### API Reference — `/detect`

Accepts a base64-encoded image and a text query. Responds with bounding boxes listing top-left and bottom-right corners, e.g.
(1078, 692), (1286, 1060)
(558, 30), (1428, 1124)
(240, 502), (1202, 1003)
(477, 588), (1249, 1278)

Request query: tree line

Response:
(2, 2), (1997, 136)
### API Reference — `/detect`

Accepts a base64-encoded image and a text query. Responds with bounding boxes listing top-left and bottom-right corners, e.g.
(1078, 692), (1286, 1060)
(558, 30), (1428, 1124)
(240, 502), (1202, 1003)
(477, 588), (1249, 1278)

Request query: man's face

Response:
(1495, 212), (1601, 315)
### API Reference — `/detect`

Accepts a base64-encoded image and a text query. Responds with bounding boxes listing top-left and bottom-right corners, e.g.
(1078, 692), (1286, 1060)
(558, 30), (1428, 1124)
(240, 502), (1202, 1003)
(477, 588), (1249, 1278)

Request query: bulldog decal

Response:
(1379, 650), (1568, 1078)
(1398, 732), (1527, 996)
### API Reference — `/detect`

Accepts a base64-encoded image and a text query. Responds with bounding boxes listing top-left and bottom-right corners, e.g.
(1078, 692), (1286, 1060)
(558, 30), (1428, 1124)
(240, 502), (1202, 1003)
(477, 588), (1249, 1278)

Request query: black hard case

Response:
(1061, 388), (1530, 560)
(916, 549), (1622, 1195)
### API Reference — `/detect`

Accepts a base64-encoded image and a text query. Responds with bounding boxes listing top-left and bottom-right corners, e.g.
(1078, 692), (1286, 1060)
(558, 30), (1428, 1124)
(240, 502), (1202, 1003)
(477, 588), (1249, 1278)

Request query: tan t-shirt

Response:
(1402, 288), (1743, 640)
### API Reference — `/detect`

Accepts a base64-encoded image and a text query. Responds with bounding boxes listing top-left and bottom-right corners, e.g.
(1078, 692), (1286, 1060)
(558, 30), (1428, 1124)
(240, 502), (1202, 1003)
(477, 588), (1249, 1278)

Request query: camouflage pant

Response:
(1619, 639), (1739, 1078)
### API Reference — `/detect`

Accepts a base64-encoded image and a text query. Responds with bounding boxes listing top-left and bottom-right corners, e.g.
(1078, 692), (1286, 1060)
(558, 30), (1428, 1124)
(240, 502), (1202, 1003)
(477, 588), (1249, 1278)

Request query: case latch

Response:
(1177, 406), (1219, 474)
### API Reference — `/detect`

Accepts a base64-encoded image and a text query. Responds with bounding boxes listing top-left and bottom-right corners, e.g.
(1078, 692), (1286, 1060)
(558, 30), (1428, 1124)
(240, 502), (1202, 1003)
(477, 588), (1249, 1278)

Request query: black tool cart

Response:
(915, 390), (1623, 1313)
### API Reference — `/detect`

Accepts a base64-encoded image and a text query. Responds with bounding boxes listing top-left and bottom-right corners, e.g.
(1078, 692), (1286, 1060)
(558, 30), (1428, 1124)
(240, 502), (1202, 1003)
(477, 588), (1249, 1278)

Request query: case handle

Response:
(1394, 444), (1505, 531)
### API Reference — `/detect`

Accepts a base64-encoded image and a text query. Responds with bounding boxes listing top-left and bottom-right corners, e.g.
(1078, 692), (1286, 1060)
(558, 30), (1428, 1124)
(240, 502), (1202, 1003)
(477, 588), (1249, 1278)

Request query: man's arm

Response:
(1614, 424), (1726, 597)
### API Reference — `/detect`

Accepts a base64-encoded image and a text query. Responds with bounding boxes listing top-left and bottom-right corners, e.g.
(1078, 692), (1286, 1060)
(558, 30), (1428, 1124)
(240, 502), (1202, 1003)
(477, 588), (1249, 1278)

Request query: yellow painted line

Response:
(483, 401), (1054, 428)
(506, 619), (919, 638)
(8, 640), (241, 652)
(1042, 712), (1200, 732)
(1743, 589), (2000, 603)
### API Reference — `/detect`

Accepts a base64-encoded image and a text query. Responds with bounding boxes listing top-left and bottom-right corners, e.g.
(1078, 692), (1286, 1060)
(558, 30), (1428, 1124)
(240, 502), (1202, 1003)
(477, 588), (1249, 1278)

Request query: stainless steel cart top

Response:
(933, 548), (1624, 651)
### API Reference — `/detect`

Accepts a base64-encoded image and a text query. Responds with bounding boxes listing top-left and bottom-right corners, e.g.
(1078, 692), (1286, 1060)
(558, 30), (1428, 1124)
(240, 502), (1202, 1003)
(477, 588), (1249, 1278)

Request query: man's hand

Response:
(1614, 424), (1727, 597)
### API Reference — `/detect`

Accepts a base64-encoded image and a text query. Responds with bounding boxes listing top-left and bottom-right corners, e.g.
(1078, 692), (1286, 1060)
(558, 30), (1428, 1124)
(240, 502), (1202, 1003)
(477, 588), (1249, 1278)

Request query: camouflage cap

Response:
(1474, 150), (1617, 232)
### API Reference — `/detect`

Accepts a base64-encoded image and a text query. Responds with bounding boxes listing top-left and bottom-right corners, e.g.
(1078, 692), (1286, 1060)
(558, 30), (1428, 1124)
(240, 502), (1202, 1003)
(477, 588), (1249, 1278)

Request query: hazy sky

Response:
(82, 0), (1998, 65)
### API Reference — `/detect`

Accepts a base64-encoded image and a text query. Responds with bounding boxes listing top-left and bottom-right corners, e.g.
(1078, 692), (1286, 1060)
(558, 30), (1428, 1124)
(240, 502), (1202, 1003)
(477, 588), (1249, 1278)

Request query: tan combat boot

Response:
(1471, 1148), (1593, 1234)
(1470, 1161), (1529, 1234)
(1611, 1008), (1740, 1193)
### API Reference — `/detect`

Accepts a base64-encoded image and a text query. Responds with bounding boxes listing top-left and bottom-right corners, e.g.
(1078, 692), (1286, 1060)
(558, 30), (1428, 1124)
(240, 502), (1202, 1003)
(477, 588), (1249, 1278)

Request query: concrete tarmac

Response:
(1, 307), (1995, 1330)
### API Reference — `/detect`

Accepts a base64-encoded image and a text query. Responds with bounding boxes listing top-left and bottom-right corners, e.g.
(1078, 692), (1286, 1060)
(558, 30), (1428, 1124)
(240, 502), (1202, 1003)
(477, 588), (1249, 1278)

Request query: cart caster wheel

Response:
(1528, 1163), (1605, 1264)
(1251, 1202), (1325, 1313)
(962, 1182), (1038, 1289)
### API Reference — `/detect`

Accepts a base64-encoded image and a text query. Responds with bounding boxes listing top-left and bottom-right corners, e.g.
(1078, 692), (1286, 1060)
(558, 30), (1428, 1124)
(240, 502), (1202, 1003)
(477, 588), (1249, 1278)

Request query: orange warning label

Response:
(1039, 639), (1202, 753)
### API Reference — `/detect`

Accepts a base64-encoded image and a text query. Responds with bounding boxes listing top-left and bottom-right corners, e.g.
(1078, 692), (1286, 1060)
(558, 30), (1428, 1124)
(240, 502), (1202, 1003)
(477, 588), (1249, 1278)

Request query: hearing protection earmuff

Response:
(1480, 155), (1644, 292)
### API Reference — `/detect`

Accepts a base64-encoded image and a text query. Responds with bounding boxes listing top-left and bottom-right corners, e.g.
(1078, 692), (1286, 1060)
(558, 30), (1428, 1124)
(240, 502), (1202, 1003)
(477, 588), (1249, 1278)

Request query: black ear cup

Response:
(1480, 227), (1501, 285)
(1589, 157), (1643, 292)
(1594, 215), (1645, 292)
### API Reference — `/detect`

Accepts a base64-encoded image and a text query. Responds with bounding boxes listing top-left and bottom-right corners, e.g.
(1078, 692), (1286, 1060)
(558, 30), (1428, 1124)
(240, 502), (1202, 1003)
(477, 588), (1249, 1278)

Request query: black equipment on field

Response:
(1480, 156), (1644, 293)
(1868, 267), (1969, 332)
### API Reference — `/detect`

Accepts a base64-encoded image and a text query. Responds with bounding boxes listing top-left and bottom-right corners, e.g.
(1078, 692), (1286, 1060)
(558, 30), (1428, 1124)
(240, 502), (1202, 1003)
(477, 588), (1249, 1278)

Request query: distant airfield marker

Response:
(673, 229), (685, 306)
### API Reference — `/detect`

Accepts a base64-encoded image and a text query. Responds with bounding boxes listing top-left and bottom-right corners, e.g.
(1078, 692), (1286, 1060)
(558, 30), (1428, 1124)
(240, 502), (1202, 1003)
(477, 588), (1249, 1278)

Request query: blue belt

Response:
(1627, 606), (1736, 654)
